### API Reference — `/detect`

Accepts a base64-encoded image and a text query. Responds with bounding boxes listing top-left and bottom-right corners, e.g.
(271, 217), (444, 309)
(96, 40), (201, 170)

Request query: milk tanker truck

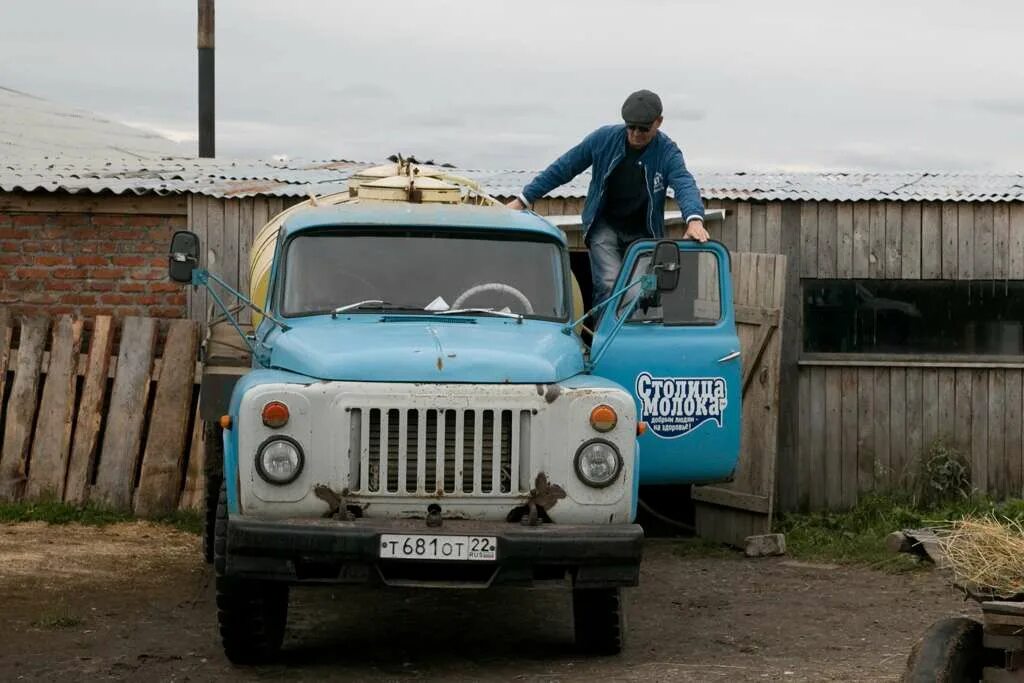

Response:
(167, 159), (742, 663)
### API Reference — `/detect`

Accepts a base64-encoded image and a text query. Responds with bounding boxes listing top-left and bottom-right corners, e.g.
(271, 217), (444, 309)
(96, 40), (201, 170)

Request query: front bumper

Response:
(225, 517), (644, 588)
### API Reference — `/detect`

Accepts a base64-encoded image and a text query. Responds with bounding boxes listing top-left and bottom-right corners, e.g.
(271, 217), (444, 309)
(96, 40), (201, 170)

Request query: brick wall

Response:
(0, 209), (187, 320)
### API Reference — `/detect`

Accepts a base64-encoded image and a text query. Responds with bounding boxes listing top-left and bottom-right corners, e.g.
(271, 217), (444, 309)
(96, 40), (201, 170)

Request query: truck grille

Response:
(349, 408), (531, 496)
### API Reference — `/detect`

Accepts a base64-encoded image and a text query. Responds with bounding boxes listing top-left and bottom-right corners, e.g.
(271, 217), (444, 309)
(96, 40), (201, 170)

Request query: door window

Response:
(618, 249), (722, 325)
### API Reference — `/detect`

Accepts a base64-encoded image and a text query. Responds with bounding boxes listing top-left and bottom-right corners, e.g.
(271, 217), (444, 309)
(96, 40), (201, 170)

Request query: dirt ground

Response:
(0, 522), (979, 682)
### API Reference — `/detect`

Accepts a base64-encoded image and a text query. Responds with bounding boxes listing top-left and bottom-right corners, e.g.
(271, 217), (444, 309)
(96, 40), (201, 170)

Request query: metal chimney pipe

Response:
(198, 0), (215, 158)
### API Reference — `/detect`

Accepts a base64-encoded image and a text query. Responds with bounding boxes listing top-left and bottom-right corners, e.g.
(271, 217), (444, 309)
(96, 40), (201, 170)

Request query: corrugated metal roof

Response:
(472, 169), (1024, 202)
(0, 157), (364, 198)
(0, 86), (185, 160)
(1, 158), (1022, 202)
(699, 171), (1024, 202)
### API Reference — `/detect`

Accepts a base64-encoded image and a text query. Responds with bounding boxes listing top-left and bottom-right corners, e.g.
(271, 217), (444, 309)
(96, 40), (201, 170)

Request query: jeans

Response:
(587, 217), (648, 307)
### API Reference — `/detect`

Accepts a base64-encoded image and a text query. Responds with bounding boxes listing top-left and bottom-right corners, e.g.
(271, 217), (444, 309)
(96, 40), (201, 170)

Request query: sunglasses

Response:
(626, 124), (651, 133)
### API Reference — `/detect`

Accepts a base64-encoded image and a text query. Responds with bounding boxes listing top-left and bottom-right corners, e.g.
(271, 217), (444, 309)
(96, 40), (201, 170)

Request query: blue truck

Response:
(168, 165), (741, 662)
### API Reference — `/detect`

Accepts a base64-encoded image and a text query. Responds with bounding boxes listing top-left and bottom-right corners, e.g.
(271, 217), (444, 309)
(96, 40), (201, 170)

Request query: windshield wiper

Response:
(331, 300), (424, 318)
(436, 308), (524, 323)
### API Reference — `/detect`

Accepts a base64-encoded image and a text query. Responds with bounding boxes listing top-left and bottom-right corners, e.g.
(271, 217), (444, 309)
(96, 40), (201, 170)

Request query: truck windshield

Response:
(280, 231), (569, 320)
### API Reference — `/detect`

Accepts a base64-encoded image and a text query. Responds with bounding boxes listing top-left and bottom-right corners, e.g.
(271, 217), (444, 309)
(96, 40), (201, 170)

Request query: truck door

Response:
(590, 240), (741, 485)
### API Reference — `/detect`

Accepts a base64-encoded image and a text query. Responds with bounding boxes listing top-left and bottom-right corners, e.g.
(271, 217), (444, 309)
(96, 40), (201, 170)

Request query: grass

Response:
(777, 494), (1024, 572)
(31, 612), (84, 630)
(664, 494), (1024, 572)
(0, 500), (203, 535)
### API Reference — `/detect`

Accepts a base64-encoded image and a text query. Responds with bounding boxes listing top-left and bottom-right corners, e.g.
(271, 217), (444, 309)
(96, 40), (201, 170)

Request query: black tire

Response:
(212, 482), (289, 664)
(213, 479), (228, 576)
(901, 616), (990, 683)
(573, 587), (625, 655)
(202, 422), (224, 564)
(216, 576), (289, 665)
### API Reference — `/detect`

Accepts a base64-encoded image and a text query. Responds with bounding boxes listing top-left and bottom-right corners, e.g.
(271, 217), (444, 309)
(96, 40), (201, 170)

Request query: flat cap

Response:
(621, 89), (663, 125)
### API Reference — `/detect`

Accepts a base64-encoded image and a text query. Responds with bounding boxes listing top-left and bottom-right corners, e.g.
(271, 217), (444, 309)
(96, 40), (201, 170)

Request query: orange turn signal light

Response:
(261, 401), (290, 428)
(219, 414), (232, 430)
(590, 404), (618, 433)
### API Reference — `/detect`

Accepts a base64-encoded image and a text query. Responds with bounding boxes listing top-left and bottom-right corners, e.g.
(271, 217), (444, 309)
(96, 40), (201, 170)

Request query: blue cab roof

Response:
(280, 202), (566, 243)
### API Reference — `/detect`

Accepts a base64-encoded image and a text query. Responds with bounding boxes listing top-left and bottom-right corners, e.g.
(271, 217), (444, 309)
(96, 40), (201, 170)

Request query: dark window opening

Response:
(803, 279), (1024, 355)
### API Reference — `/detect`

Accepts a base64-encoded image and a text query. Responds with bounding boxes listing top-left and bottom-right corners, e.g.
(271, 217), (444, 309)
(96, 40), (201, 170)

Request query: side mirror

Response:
(651, 240), (680, 292)
(169, 230), (201, 284)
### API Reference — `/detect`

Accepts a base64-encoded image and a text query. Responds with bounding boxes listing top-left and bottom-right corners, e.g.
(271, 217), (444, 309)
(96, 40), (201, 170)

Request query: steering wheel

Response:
(451, 282), (534, 314)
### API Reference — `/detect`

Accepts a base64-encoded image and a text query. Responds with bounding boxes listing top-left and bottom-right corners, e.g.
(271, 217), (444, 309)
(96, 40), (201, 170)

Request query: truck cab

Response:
(169, 164), (741, 663)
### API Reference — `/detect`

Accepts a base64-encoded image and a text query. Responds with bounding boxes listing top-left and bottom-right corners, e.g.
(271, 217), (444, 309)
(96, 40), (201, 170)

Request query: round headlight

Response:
(256, 436), (304, 485)
(574, 439), (622, 488)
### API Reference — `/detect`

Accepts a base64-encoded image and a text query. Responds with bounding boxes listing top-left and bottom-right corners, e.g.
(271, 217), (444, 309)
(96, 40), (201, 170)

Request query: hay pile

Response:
(935, 516), (1024, 599)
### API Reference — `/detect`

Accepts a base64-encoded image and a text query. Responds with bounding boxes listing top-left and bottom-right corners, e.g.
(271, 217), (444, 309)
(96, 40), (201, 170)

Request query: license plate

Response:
(379, 534), (497, 561)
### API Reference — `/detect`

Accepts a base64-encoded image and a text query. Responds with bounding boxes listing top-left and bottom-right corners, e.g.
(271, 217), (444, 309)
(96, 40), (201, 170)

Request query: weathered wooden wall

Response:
(796, 361), (1024, 510)
(799, 200), (1024, 280)
(529, 197), (585, 219)
(792, 200), (1024, 509)
(186, 195), (301, 324)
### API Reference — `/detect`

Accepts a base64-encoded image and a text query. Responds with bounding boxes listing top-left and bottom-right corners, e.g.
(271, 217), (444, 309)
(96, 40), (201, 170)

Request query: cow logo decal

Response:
(635, 372), (728, 438)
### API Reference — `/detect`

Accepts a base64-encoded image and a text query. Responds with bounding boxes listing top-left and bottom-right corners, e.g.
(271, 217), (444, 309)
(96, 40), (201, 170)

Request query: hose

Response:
(638, 498), (696, 534)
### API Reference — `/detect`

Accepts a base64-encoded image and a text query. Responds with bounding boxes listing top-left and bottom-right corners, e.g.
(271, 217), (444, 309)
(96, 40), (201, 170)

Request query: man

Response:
(507, 89), (708, 307)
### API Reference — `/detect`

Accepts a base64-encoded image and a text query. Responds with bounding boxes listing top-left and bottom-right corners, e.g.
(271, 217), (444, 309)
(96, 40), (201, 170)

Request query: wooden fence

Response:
(796, 361), (1024, 510)
(0, 309), (206, 515)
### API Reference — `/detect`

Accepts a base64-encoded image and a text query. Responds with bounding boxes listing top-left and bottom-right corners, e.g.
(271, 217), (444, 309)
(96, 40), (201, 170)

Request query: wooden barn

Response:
(3, 153), (1023, 514)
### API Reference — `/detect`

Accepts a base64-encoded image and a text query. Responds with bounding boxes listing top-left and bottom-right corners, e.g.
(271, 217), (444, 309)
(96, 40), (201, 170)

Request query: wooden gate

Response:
(693, 252), (787, 547)
(0, 309), (206, 515)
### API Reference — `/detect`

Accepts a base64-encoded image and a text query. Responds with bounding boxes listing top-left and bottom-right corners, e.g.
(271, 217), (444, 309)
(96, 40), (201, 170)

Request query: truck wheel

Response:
(213, 479), (229, 575)
(202, 422), (224, 564)
(901, 616), (989, 682)
(573, 587), (625, 655)
(212, 479), (289, 664)
(216, 576), (289, 665)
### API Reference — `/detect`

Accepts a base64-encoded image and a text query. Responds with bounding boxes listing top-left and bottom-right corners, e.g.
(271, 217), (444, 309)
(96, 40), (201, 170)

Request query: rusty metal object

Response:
(314, 484), (353, 521)
(525, 472), (566, 526)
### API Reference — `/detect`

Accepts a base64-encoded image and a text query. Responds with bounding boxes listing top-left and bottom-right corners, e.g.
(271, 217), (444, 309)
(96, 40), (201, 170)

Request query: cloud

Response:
(821, 142), (987, 173)
(398, 112), (467, 129)
(975, 99), (1024, 118)
(466, 102), (560, 120)
(330, 83), (395, 101)
(3, 0), (1024, 172)
(672, 109), (706, 122)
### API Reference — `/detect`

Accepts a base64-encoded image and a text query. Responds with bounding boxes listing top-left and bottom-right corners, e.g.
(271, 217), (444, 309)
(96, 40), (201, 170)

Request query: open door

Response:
(590, 240), (741, 485)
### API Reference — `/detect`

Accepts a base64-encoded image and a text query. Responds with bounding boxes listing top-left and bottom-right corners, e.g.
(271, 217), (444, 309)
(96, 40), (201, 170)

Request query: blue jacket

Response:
(521, 124), (705, 240)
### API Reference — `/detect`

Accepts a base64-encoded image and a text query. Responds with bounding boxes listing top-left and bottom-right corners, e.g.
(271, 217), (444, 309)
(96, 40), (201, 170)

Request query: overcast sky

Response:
(2, 0), (1022, 173)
